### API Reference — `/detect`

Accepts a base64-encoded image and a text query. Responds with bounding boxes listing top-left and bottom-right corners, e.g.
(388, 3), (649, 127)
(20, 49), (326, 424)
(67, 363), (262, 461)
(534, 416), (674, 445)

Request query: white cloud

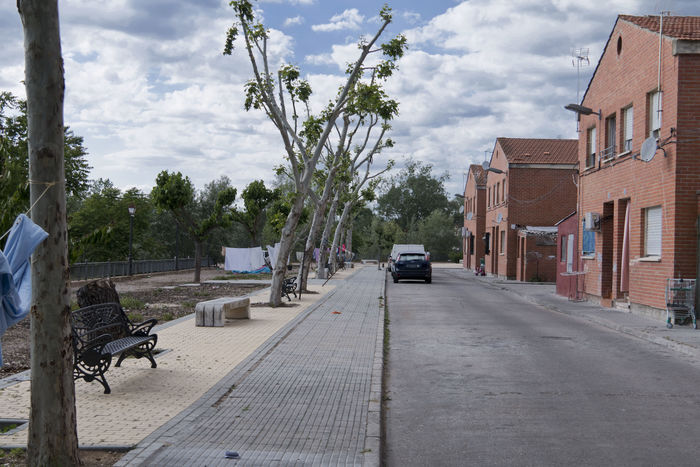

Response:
(402, 11), (422, 25)
(284, 15), (304, 27)
(312, 9), (364, 32)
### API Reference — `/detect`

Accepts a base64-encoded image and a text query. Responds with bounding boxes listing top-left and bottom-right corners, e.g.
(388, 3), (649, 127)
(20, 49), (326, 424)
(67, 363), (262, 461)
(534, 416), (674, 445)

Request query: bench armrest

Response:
(129, 318), (158, 336)
(75, 333), (112, 356)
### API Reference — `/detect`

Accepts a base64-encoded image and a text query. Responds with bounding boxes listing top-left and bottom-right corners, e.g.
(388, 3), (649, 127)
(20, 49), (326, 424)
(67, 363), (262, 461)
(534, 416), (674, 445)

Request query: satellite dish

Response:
(466, 212), (473, 221)
(459, 205), (464, 214)
(496, 213), (503, 223)
(640, 136), (657, 162)
(482, 160), (490, 170)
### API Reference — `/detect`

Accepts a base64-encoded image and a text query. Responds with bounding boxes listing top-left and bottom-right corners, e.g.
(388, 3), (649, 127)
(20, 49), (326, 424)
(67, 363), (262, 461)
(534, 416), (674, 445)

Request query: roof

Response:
(495, 138), (578, 164)
(581, 15), (700, 104)
(468, 164), (487, 185)
(619, 15), (700, 40)
(554, 211), (577, 226)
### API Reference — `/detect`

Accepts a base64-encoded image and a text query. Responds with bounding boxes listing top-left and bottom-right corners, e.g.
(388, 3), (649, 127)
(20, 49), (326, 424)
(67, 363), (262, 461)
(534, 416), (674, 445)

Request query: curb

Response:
(362, 268), (385, 467)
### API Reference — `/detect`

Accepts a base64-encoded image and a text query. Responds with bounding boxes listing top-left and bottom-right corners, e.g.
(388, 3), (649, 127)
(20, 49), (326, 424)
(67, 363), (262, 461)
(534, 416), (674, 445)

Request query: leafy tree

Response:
(232, 179), (279, 246)
(68, 180), (154, 262)
(18, 0), (80, 463)
(0, 91), (91, 240)
(152, 171), (236, 282)
(225, 1), (405, 305)
(377, 160), (450, 231)
(417, 209), (461, 261)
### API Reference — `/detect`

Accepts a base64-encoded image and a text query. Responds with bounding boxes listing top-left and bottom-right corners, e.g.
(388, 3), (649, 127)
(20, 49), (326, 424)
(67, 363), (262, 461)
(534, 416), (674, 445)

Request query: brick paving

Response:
(116, 266), (385, 466)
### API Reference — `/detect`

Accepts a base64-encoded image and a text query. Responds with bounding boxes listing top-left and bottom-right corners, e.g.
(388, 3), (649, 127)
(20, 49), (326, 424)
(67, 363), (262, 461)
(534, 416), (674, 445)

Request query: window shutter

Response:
(645, 206), (662, 256)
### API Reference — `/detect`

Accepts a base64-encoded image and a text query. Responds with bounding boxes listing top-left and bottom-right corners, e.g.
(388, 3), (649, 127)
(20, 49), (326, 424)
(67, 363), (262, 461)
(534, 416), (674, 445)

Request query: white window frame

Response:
(649, 91), (661, 139)
(622, 105), (633, 153)
(603, 114), (616, 160)
(644, 206), (662, 257)
(586, 127), (596, 168)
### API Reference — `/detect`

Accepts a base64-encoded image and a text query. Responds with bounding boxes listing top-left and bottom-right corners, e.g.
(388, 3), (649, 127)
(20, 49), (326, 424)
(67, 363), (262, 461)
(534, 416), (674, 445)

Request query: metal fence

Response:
(69, 257), (216, 281)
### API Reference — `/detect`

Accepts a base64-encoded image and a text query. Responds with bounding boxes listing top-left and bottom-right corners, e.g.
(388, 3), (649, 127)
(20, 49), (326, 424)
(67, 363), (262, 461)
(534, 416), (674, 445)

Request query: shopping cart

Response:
(665, 278), (696, 329)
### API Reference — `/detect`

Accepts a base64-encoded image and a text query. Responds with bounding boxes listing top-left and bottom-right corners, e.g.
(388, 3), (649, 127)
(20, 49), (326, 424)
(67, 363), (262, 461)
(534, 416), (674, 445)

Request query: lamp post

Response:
(128, 205), (135, 276)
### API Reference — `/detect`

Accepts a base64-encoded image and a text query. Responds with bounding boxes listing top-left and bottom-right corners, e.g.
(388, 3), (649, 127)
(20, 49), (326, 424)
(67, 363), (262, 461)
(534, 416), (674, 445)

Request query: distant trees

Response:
(0, 91), (91, 239)
(152, 171), (237, 282)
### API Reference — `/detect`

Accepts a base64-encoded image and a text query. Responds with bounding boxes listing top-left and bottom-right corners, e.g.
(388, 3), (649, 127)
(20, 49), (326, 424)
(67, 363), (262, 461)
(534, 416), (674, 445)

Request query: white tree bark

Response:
(316, 190), (341, 279)
(18, 0), (80, 464)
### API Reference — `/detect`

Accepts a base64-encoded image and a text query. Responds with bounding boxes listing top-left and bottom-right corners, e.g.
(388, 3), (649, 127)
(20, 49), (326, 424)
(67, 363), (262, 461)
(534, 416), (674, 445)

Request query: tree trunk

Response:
(298, 184), (336, 291)
(330, 200), (352, 272)
(346, 226), (353, 261)
(76, 279), (120, 307)
(19, 1), (80, 464)
(270, 194), (306, 306)
(194, 239), (202, 283)
(316, 190), (340, 279)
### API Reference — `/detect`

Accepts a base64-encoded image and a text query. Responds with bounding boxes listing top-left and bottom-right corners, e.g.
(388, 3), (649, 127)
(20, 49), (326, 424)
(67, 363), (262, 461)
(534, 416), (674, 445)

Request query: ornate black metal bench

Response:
(71, 302), (158, 394)
(282, 276), (297, 301)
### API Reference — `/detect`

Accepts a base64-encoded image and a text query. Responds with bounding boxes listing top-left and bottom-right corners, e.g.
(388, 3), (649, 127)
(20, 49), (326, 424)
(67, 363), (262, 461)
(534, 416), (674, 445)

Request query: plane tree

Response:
(224, 1), (405, 305)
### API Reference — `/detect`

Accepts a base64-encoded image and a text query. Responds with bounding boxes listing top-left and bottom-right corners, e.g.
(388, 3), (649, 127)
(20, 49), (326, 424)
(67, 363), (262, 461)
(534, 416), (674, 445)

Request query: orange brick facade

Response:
(482, 138), (578, 279)
(462, 165), (486, 271)
(576, 16), (700, 313)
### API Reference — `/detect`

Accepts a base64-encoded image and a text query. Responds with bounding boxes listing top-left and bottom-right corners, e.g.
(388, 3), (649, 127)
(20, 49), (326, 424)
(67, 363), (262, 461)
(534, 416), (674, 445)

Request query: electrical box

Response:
(583, 212), (600, 231)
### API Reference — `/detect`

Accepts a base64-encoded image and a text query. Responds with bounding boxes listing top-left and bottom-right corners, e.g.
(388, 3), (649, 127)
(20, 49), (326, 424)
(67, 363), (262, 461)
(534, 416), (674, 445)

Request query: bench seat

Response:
(195, 297), (250, 327)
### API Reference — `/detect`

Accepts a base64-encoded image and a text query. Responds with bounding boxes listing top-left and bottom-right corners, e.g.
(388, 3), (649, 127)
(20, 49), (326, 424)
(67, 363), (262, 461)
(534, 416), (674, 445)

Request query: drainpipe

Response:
(696, 192), (700, 315)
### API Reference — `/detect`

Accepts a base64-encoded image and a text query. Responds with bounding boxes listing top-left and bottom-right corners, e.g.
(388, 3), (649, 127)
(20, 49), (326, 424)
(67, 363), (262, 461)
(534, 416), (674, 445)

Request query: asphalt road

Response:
(384, 267), (700, 467)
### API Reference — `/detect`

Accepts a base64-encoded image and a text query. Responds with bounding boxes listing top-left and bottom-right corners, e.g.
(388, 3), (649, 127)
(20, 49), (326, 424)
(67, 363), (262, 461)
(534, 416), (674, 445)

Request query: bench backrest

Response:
(71, 303), (130, 349)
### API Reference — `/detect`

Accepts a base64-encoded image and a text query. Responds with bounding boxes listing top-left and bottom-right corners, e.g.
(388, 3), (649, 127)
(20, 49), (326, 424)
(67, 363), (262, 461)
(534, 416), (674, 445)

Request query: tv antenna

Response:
(571, 48), (590, 103)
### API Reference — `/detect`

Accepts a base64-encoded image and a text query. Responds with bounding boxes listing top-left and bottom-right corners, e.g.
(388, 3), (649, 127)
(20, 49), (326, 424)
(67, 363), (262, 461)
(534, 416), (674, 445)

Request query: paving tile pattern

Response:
(118, 267), (385, 466)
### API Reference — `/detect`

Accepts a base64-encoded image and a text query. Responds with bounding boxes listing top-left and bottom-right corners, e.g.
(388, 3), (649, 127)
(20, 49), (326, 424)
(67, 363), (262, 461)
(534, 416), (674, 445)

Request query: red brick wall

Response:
(483, 141), (577, 279)
(463, 171), (486, 271)
(577, 20), (699, 310)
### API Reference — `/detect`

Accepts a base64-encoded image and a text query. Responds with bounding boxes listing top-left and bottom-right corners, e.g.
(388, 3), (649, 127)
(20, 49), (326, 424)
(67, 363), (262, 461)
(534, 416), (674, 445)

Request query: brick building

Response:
(462, 164), (487, 271)
(483, 138), (578, 279)
(571, 15), (700, 317)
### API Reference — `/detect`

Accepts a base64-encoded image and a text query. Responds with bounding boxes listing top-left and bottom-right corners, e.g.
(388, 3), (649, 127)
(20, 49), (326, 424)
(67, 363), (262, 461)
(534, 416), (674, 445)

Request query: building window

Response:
(648, 90), (661, 139)
(560, 236), (567, 262)
(500, 230), (505, 254)
(623, 106), (633, 152)
(586, 127), (596, 168)
(487, 187), (491, 207)
(582, 218), (595, 256)
(644, 206), (662, 257)
(484, 232), (490, 255)
(502, 181), (506, 203)
(603, 114), (616, 160)
(496, 182), (500, 204)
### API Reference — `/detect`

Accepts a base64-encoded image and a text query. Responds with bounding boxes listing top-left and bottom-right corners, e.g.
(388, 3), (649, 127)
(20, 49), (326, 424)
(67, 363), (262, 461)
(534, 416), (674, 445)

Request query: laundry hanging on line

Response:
(0, 214), (49, 366)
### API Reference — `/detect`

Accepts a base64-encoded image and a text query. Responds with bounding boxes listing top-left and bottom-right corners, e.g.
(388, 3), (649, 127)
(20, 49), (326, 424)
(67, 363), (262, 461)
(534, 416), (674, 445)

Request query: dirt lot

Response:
(0, 268), (269, 379)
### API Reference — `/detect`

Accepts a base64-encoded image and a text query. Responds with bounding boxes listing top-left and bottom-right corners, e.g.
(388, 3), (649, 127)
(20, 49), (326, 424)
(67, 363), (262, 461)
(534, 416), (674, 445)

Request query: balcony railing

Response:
(600, 145), (615, 161)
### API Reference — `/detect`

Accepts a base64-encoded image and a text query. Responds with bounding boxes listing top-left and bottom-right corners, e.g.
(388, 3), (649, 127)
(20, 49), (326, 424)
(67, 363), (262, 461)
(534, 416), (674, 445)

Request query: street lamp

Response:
(564, 103), (602, 120)
(128, 205), (135, 276)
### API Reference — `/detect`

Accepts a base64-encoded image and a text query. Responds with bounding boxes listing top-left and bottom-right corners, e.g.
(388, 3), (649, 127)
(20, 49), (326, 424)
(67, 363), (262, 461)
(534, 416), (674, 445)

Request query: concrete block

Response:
(195, 297), (250, 326)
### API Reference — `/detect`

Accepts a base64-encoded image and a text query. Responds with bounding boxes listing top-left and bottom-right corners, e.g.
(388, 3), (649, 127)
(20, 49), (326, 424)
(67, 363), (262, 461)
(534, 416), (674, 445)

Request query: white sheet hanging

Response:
(266, 243), (281, 270)
(224, 247), (265, 272)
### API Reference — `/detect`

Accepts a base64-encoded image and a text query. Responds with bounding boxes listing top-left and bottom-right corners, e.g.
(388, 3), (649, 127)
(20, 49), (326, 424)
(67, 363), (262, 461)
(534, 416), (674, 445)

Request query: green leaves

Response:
(152, 170), (195, 212)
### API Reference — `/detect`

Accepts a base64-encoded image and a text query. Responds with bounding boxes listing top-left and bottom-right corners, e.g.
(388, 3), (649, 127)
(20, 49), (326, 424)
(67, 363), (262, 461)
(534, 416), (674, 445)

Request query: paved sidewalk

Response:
(116, 266), (385, 466)
(465, 270), (700, 360)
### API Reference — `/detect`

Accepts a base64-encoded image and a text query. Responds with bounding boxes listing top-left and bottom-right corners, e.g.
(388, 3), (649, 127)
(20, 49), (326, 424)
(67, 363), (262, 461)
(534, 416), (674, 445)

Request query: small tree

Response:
(18, 0), (81, 464)
(225, 1), (405, 305)
(152, 171), (236, 282)
(232, 179), (279, 246)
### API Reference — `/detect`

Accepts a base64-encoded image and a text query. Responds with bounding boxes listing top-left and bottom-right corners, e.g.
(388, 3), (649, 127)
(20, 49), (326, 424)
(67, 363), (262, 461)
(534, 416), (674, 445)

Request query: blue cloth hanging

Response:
(0, 214), (49, 366)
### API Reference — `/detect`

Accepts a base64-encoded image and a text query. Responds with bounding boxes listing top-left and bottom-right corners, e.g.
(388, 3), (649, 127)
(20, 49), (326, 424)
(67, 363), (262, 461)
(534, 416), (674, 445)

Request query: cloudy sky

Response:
(2, 0), (699, 198)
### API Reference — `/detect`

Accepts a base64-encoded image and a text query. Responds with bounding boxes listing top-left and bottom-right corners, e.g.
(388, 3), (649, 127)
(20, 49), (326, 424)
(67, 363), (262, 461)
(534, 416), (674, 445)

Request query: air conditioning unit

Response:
(584, 212), (600, 231)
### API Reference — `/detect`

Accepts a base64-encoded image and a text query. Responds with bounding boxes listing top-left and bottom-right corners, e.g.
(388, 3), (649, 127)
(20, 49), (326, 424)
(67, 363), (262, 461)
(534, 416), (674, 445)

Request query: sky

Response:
(2, 0), (700, 199)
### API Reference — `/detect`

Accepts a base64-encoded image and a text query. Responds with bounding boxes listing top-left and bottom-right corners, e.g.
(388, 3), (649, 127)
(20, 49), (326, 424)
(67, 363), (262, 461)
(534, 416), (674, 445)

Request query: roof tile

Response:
(496, 138), (578, 164)
(619, 15), (700, 40)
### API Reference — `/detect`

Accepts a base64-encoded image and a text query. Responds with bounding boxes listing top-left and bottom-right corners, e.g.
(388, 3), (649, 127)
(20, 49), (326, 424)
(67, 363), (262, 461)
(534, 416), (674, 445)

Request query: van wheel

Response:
(425, 277), (432, 284)
(393, 276), (398, 283)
